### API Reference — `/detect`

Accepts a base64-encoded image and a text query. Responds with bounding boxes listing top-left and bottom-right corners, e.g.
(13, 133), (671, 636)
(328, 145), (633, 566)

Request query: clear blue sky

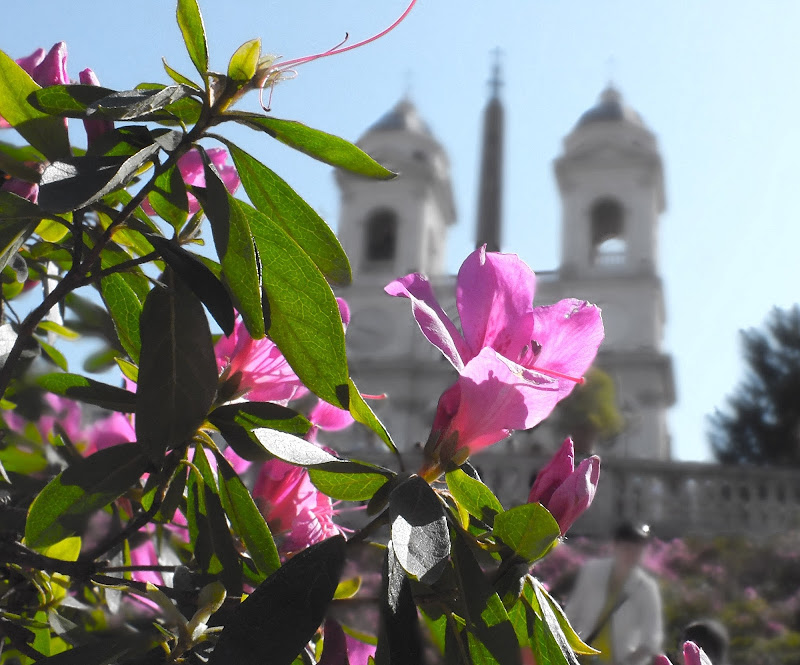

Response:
(5, 1), (800, 461)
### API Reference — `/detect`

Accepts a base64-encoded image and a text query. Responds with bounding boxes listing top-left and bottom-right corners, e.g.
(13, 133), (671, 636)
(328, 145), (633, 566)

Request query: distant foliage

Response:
(709, 305), (800, 466)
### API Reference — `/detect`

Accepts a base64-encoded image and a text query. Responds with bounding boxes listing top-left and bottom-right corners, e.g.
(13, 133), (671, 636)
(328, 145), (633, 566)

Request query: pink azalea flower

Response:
(0, 43), (68, 129)
(386, 246), (604, 477)
(528, 437), (600, 535)
(78, 68), (114, 145)
(253, 457), (342, 556)
(214, 315), (307, 405)
(141, 148), (240, 217)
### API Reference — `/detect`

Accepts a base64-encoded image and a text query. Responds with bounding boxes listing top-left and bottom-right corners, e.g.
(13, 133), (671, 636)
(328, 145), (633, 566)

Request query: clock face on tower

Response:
(347, 306), (396, 354)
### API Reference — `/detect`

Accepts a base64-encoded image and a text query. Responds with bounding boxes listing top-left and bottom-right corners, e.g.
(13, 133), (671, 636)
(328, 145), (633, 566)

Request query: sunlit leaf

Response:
(493, 503), (560, 563)
(228, 39), (261, 82)
(446, 467), (504, 526)
(177, 0), (209, 78)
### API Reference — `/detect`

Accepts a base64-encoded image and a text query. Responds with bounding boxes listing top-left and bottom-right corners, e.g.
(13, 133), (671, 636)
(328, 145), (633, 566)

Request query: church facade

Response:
(334, 79), (675, 466)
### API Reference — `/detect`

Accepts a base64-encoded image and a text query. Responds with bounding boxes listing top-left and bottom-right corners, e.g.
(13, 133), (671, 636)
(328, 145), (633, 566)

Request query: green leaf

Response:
(100, 272), (145, 363)
(135, 269), (218, 462)
(228, 39), (261, 82)
(162, 57), (203, 91)
(446, 467), (504, 526)
(25, 443), (150, 551)
(146, 234), (235, 335)
(233, 113), (395, 180)
(309, 462), (392, 501)
(38, 147), (161, 214)
(388, 475), (450, 584)
(529, 578), (598, 657)
(39, 338), (68, 371)
(209, 536), (346, 665)
(374, 544), (425, 664)
(36, 372), (136, 412)
(228, 144), (351, 286)
(0, 48), (70, 160)
(197, 156), (264, 339)
(0, 191), (48, 220)
(527, 580), (581, 665)
(451, 532), (522, 665)
(147, 163), (189, 229)
(27, 83), (117, 117)
(234, 198), (349, 407)
(177, 0), (209, 78)
(195, 448), (242, 593)
(0, 218), (36, 276)
(214, 450), (280, 578)
(348, 379), (397, 456)
(493, 503), (560, 563)
(37, 321), (80, 340)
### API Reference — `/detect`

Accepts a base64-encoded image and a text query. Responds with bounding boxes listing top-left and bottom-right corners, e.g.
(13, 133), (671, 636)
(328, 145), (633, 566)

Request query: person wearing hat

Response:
(565, 522), (664, 665)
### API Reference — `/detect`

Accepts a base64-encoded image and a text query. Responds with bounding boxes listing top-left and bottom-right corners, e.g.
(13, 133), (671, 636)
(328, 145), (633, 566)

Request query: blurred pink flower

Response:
(253, 457), (342, 556)
(141, 147), (240, 218)
(6, 394), (84, 444)
(528, 437), (600, 535)
(387, 246), (603, 477)
(84, 411), (135, 455)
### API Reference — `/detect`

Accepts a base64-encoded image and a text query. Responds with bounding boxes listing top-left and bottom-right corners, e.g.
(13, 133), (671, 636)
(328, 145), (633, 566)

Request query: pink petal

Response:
(309, 399), (354, 432)
(546, 455), (600, 534)
(528, 437), (575, 505)
(385, 272), (469, 371)
(15, 48), (46, 75)
(456, 246), (536, 360)
(2, 179), (39, 203)
(336, 297), (351, 329)
(79, 68), (114, 145)
(653, 657), (674, 665)
(85, 411), (135, 455)
(346, 632), (377, 665)
(32, 42), (68, 86)
(437, 347), (559, 457)
(683, 642), (711, 665)
(529, 299), (604, 400)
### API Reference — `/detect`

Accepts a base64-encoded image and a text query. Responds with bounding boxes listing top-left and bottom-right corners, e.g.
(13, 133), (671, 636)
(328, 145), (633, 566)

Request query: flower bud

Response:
(79, 68), (114, 145)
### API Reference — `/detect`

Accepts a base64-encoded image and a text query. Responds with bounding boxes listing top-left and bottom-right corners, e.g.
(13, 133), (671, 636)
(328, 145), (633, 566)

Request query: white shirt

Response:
(565, 557), (664, 665)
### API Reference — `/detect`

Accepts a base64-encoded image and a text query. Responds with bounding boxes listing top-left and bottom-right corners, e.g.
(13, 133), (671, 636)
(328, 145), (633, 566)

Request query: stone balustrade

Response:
(356, 449), (800, 538)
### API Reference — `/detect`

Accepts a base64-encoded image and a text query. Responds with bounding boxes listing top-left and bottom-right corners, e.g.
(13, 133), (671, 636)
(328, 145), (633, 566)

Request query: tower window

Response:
(590, 198), (626, 266)
(365, 208), (398, 265)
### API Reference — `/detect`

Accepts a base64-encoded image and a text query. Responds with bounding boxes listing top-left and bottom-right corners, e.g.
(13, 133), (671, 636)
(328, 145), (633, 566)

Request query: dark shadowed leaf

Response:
(451, 533), (522, 665)
(374, 544), (425, 665)
(38, 145), (160, 213)
(146, 234), (235, 335)
(135, 269), (218, 462)
(0, 48), (70, 160)
(228, 144), (351, 286)
(36, 372), (136, 412)
(198, 152), (264, 339)
(389, 475), (449, 584)
(86, 85), (196, 121)
(210, 402), (311, 461)
(214, 450), (280, 578)
(446, 467), (504, 526)
(209, 536), (346, 665)
(25, 443), (150, 551)
(0, 213), (36, 275)
(233, 113), (395, 179)
(177, 0), (209, 77)
(320, 619), (349, 665)
(27, 84), (117, 117)
(493, 503), (560, 563)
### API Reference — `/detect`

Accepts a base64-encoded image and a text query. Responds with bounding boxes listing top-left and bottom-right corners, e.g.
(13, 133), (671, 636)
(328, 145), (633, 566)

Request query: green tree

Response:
(709, 304), (800, 466)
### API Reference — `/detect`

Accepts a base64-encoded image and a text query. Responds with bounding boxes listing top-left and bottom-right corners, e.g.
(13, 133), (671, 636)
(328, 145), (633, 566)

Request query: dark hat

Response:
(613, 521), (651, 543)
